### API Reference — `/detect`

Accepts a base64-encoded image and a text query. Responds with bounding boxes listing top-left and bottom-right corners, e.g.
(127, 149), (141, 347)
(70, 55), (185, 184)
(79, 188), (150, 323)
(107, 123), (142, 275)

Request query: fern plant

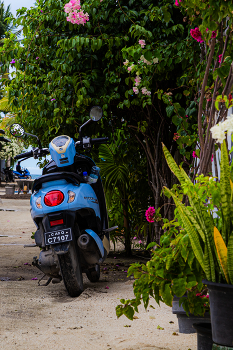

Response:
(162, 140), (233, 284)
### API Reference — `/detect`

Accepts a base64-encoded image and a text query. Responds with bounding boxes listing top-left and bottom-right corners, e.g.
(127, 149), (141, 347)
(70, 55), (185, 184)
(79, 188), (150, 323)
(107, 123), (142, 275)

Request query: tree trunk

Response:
(123, 200), (131, 256)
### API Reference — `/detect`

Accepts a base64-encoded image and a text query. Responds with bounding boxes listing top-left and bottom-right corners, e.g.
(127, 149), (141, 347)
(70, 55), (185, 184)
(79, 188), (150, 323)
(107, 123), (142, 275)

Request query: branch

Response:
(197, 38), (216, 150)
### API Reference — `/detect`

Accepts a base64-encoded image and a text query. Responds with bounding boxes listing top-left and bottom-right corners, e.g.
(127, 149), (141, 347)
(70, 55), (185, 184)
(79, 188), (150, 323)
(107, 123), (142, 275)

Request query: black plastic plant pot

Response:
(172, 295), (210, 334)
(193, 323), (213, 350)
(175, 313), (210, 334)
(204, 280), (233, 347)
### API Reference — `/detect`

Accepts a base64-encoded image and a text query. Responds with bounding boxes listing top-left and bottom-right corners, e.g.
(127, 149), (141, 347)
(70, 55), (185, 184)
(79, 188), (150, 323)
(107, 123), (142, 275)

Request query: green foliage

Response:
(162, 140), (233, 284)
(0, 0), (198, 158)
(97, 129), (151, 254)
(116, 217), (207, 320)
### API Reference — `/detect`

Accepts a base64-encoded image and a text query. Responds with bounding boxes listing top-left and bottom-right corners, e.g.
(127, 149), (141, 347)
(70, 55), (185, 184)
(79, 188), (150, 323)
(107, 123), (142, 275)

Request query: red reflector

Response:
(44, 190), (64, 207)
(50, 219), (64, 227)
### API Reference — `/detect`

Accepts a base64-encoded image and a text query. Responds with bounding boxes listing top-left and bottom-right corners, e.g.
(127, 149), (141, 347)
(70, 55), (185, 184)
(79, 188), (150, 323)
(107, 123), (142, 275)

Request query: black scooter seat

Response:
(32, 172), (85, 193)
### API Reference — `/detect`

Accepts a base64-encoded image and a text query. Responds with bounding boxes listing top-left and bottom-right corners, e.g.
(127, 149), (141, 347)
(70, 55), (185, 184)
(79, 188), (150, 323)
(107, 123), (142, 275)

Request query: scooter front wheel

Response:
(58, 239), (83, 297)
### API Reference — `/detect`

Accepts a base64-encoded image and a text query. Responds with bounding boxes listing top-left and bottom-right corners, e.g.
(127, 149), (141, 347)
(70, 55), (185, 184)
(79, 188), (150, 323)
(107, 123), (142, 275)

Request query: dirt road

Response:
(0, 199), (197, 350)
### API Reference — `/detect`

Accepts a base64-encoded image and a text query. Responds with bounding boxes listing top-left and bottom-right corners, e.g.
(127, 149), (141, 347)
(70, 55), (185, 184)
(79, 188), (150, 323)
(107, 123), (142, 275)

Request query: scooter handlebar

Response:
(14, 148), (50, 160)
(91, 137), (109, 144)
(14, 151), (33, 160)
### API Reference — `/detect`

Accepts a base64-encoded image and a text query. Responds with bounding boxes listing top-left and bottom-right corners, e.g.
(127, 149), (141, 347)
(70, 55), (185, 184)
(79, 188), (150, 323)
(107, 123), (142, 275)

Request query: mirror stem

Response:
(79, 119), (91, 140)
(24, 132), (42, 149)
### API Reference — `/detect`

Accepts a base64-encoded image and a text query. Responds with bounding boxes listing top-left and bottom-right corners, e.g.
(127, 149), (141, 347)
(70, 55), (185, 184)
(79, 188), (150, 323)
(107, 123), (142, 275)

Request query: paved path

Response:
(0, 199), (197, 350)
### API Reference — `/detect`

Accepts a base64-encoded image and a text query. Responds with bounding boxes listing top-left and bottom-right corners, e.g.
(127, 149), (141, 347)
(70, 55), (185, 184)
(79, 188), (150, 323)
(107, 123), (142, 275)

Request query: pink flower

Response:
(138, 39), (146, 48)
(133, 236), (137, 240)
(174, 0), (182, 6)
(105, 286), (109, 289)
(123, 60), (129, 66)
(186, 115), (188, 118)
(211, 154), (214, 162)
(190, 27), (204, 43)
(51, 98), (55, 101)
(31, 277), (38, 280)
(127, 65), (134, 72)
(10, 59), (16, 64)
(141, 87), (151, 96)
(211, 31), (217, 39)
(40, 10), (43, 12)
(138, 240), (142, 244)
(36, 57), (39, 60)
(192, 151), (198, 158)
(218, 54), (223, 64)
(145, 206), (155, 223)
(135, 76), (141, 86)
(133, 87), (139, 94)
(65, 0), (89, 26)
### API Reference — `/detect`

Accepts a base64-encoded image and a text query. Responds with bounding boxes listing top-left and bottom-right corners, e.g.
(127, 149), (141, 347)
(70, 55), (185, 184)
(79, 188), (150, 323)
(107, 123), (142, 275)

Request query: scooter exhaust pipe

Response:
(78, 234), (90, 250)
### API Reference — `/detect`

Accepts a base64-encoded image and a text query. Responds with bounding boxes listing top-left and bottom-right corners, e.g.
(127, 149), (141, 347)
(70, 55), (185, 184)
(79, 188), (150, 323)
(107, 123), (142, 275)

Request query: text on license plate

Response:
(45, 228), (72, 245)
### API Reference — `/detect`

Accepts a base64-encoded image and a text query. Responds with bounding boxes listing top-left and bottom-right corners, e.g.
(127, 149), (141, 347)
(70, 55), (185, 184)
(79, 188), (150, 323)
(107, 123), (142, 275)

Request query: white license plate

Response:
(45, 228), (72, 245)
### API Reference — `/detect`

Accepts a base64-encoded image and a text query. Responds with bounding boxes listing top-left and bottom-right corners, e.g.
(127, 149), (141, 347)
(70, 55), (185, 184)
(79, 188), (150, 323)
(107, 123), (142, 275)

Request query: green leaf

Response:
(220, 140), (232, 243)
(172, 277), (186, 297)
(161, 283), (173, 306)
(227, 234), (233, 284)
(144, 51), (152, 62)
(166, 105), (174, 118)
(163, 10), (171, 23)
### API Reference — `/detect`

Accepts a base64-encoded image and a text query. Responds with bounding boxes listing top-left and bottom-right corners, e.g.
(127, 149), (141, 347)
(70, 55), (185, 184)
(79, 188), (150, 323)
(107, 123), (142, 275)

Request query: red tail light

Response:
(50, 219), (64, 227)
(44, 190), (64, 207)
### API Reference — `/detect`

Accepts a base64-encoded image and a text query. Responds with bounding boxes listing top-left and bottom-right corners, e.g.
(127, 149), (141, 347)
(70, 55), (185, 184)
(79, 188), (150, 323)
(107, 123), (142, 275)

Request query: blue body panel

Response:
(49, 137), (76, 167)
(30, 179), (101, 220)
(85, 229), (104, 258)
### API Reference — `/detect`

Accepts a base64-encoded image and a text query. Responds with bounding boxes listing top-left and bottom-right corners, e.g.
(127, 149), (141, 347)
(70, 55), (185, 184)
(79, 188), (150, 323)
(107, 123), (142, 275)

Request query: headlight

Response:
(35, 196), (42, 209)
(68, 190), (76, 203)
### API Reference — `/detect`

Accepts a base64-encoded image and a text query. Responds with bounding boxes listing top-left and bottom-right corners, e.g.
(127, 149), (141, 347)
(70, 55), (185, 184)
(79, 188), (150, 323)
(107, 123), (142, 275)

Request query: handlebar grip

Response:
(91, 137), (109, 144)
(14, 151), (33, 160)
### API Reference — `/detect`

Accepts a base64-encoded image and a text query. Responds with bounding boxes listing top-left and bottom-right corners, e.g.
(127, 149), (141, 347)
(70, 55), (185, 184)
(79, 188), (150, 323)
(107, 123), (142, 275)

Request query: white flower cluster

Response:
(0, 138), (24, 161)
(210, 114), (233, 143)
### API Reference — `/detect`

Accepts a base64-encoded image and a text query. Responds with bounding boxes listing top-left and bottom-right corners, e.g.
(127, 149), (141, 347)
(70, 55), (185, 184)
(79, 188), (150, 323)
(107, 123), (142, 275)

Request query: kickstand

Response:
(38, 274), (52, 286)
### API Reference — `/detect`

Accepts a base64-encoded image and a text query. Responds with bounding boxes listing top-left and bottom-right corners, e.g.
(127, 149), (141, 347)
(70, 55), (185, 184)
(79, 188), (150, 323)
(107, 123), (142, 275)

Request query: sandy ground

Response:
(0, 198), (197, 350)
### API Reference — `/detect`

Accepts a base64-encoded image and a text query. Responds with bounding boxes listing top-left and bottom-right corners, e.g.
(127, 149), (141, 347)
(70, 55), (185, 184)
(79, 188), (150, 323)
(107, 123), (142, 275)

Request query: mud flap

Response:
(84, 229), (104, 258)
(53, 242), (70, 255)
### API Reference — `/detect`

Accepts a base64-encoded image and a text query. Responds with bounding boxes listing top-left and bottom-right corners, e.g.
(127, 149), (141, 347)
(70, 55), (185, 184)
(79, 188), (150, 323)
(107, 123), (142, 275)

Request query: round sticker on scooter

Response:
(90, 106), (103, 122)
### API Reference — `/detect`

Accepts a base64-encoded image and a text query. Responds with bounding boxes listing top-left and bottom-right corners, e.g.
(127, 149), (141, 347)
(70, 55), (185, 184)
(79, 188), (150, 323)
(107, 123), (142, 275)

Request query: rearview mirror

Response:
(90, 106), (103, 122)
(10, 123), (25, 138)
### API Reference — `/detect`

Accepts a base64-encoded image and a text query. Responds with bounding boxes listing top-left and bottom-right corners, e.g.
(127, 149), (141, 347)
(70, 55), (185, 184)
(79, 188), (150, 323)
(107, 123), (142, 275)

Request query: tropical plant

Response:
(116, 214), (209, 320)
(0, 1), (15, 100)
(0, 1), (14, 40)
(97, 129), (151, 255)
(162, 134), (233, 284)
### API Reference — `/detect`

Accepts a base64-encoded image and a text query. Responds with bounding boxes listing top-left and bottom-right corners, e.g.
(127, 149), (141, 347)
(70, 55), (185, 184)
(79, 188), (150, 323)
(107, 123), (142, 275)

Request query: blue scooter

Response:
(10, 107), (117, 297)
(13, 162), (31, 179)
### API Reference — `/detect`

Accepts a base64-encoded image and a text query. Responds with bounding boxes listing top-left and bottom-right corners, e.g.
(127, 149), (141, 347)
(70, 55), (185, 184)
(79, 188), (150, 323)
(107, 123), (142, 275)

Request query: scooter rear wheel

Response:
(58, 239), (83, 297)
(86, 264), (100, 282)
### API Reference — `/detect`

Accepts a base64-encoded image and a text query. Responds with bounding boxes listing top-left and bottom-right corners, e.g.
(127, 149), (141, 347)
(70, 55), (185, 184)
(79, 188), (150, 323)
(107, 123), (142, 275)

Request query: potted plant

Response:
(116, 211), (210, 332)
(161, 127), (233, 346)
